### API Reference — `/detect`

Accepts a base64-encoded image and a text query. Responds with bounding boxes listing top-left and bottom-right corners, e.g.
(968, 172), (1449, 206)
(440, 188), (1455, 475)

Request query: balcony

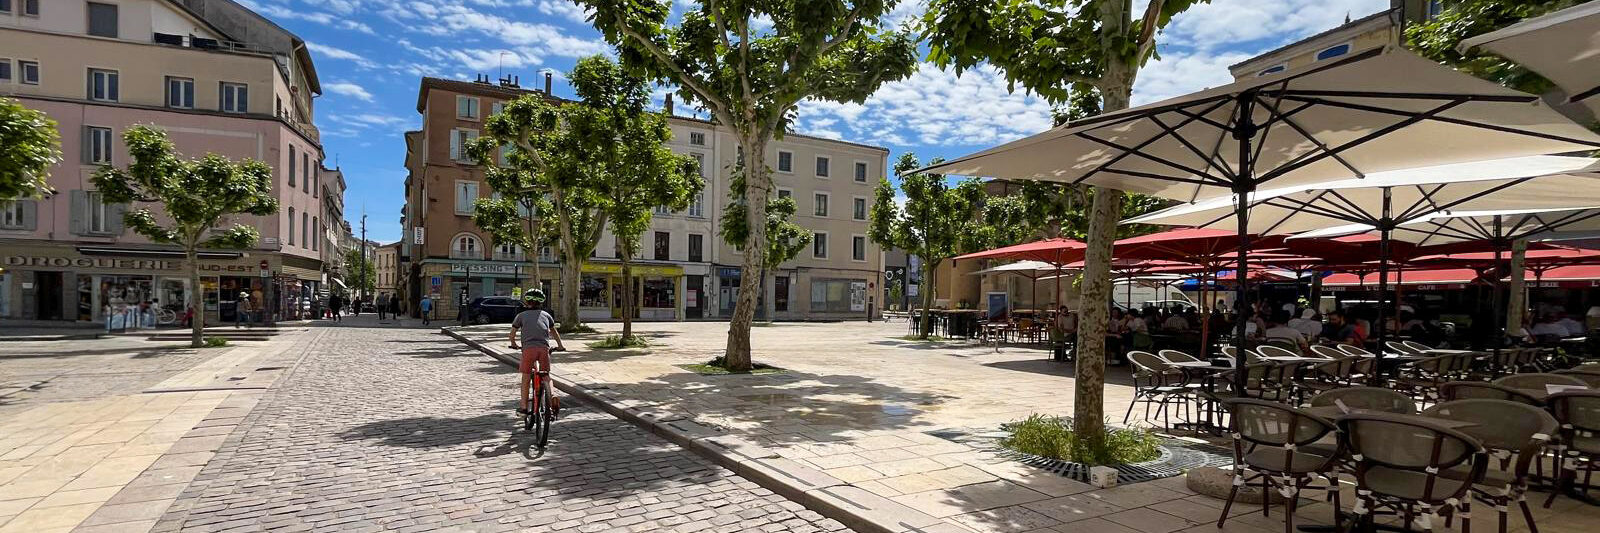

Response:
(449, 249), (482, 260)
(492, 252), (526, 262)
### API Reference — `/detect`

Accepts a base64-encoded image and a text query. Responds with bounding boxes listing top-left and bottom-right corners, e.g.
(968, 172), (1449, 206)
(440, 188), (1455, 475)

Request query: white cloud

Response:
(1162, 0), (1389, 51)
(307, 42), (378, 69)
(330, 113), (413, 130)
(406, 3), (612, 59)
(536, 0), (592, 24)
(325, 82), (375, 102)
(795, 63), (1054, 150)
(1131, 50), (1256, 106)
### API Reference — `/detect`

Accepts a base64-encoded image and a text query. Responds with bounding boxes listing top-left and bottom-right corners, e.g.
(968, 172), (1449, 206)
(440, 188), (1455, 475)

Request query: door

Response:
(36, 271), (63, 320)
(686, 275), (703, 319)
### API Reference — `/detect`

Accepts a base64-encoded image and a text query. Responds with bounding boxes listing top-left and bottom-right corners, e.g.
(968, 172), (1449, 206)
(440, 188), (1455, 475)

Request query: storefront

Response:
(417, 258), (556, 320)
(579, 262), (684, 322)
(0, 244), (320, 324)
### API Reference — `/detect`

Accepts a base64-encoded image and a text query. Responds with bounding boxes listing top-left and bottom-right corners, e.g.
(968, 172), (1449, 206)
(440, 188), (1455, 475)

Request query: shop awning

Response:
(76, 247), (245, 260)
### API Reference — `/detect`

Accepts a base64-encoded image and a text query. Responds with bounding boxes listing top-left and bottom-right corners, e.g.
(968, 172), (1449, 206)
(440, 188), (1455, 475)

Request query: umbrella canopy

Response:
(1460, 1), (1600, 117)
(966, 260), (1061, 276)
(952, 238), (1087, 266)
(1298, 206), (1600, 245)
(1124, 156), (1600, 234)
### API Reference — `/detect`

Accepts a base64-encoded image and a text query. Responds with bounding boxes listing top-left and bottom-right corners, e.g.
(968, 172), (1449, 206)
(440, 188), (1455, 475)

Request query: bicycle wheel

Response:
(156, 308), (176, 325)
(535, 376), (552, 448)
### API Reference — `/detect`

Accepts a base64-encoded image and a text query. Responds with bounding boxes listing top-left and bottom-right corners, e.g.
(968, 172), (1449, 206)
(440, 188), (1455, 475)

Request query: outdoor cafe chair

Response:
(1553, 369), (1600, 388)
(1404, 340), (1436, 353)
(1340, 413), (1487, 533)
(1256, 344), (1302, 360)
(1423, 399), (1557, 533)
(1543, 390), (1600, 508)
(1125, 351), (1190, 429)
(1309, 387), (1417, 415)
(1394, 355), (1457, 407)
(1387, 341), (1423, 356)
(1493, 373), (1587, 394)
(1263, 338), (1301, 355)
(1309, 344), (1350, 360)
(1217, 399), (1343, 533)
(1339, 344), (1377, 358)
(1438, 381), (1542, 406)
(1222, 345), (1262, 365)
(1157, 349), (1202, 364)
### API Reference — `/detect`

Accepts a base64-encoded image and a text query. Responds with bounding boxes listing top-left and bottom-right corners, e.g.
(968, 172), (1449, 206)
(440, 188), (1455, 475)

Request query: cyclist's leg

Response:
(527, 346), (552, 412)
(518, 347), (537, 413)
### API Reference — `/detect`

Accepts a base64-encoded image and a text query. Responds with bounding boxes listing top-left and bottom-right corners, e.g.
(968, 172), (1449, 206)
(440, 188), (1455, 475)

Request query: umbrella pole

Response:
(1492, 215), (1505, 357)
(1373, 188), (1392, 382)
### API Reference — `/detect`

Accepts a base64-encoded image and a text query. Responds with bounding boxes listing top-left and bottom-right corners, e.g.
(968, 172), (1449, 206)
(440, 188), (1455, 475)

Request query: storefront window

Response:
(774, 276), (789, 312)
(580, 274), (609, 308)
(810, 278), (853, 313)
(642, 277), (675, 308)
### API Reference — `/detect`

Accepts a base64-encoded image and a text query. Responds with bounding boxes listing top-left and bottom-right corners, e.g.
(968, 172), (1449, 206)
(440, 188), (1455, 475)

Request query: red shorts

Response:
(519, 346), (551, 375)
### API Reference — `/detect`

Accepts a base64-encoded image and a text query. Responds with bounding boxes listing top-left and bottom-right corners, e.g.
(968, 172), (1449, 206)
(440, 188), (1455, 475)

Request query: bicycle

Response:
(155, 307), (178, 325)
(512, 345), (565, 448)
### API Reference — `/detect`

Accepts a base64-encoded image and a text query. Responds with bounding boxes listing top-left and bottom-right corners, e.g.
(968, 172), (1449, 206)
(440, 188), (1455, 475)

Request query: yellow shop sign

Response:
(580, 263), (683, 277)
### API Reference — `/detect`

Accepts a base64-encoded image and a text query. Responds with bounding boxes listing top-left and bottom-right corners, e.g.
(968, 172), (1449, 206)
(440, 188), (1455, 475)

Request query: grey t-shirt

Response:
(512, 309), (555, 347)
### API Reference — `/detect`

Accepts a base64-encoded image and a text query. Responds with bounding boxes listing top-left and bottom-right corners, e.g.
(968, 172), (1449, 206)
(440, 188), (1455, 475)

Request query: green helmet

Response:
(522, 289), (546, 303)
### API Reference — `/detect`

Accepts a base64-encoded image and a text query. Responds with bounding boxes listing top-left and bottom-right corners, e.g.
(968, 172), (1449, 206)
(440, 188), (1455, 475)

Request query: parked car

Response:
(466, 296), (522, 324)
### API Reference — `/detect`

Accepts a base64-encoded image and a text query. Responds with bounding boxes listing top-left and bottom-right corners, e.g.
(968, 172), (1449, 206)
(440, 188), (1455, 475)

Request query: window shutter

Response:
(106, 203), (127, 235)
(21, 200), (37, 231)
(69, 190), (87, 235)
(450, 131), (461, 160)
(81, 127), (94, 164)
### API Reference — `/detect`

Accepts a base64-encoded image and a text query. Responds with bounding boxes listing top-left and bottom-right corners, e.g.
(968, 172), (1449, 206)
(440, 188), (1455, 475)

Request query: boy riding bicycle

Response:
(509, 289), (565, 416)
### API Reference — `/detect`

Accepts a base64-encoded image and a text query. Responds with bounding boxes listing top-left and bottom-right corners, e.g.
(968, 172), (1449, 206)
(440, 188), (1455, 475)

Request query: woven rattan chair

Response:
(1423, 400), (1557, 533)
(1438, 381), (1542, 405)
(1340, 413), (1487, 533)
(1493, 373), (1586, 392)
(1218, 399), (1343, 533)
(1553, 369), (1600, 387)
(1309, 387), (1416, 415)
(1125, 351), (1188, 428)
(1339, 344), (1377, 358)
(1256, 344), (1301, 359)
(1310, 344), (1350, 360)
(1223, 345), (1262, 365)
(1544, 391), (1600, 508)
(1388, 341), (1422, 355)
(1403, 340), (1435, 352)
(1157, 349), (1202, 364)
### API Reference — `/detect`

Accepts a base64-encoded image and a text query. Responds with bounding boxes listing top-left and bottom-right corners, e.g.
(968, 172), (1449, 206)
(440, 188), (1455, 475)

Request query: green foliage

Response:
(558, 323), (598, 334)
(0, 98), (61, 200)
(681, 357), (785, 375)
(999, 414), (1162, 466)
(720, 169), (812, 270)
(923, 0), (1210, 105)
(344, 247), (376, 295)
(1407, 0), (1574, 96)
(869, 153), (986, 265)
(202, 336), (229, 348)
(587, 335), (651, 349)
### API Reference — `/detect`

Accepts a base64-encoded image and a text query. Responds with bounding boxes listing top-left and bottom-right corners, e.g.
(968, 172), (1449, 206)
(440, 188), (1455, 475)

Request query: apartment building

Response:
(0, 0), (328, 323)
(374, 242), (398, 297)
(401, 76), (886, 321)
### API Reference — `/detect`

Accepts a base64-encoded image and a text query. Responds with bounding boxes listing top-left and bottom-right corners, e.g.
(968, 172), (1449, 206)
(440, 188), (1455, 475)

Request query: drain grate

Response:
(928, 426), (1232, 485)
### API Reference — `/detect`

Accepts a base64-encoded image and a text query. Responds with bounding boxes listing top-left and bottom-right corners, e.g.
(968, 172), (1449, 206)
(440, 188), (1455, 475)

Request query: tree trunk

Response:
(620, 253), (634, 340)
(761, 265), (774, 324)
(1073, 187), (1121, 441)
(188, 246), (203, 348)
(553, 191), (582, 327)
(1506, 239), (1528, 336)
(918, 260), (938, 339)
(723, 134), (770, 371)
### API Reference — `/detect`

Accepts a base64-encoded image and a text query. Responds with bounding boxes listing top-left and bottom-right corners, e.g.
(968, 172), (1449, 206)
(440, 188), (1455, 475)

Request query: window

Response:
(494, 242), (521, 261)
(313, 164), (319, 197)
(311, 216), (319, 251)
(288, 146), (297, 187)
(688, 234), (703, 262)
(690, 152), (706, 176)
(809, 278), (854, 312)
(852, 235), (866, 261)
(0, 201), (24, 229)
(774, 276), (789, 311)
(654, 204), (671, 215)
(455, 181), (479, 214)
(86, 191), (109, 233)
(654, 231), (670, 261)
(87, 69), (119, 102)
(852, 197), (867, 220)
(1257, 64), (1286, 76)
(302, 152), (309, 193)
(23, 0), (37, 16)
(456, 95), (479, 120)
(165, 77), (194, 109)
(491, 101), (504, 117)
(0, 0), (10, 15)
(287, 207), (295, 245)
(688, 191), (704, 217)
(85, 126), (113, 165)
(815, 156), (830, 177)
(301, 212), (309, 248)
(0, 60), (10, 83)
(221, 83), (248, 113)
(813, 192), (829, 217)
(450, 129), (479, 162)
(1315, 43), (1350, 61)
(689, 132), (705, 146)
(19, 61), (37, 85)
(854, 161), (868, 182)
(777, 151), (793, 173)
(776, 188), (792, 200)
(452, 234), (481, 259)
(87, 3), (118, 38)
(812, 232), (828, 259)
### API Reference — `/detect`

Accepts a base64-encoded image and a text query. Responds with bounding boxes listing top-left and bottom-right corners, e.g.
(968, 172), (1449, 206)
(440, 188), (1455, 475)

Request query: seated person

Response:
(1288, 309), (1322, 339)
(1530, 314), (1569, 339)
(1321, 310), (1364, 346)
(1262, 311), (1309, 353)
(1162, 311), (1190, 332)
(1556, 311), (1585, 337)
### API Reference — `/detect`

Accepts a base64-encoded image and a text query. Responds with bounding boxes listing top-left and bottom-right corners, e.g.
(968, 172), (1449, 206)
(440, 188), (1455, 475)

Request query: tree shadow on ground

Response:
(0, 345), (198, 360)
(338, 412), (514, 449)
(980, 358), (1139, 387)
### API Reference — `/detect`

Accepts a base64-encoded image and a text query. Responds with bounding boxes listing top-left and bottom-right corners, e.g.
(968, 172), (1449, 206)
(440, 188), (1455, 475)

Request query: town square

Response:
(6, 1), (1600, 533)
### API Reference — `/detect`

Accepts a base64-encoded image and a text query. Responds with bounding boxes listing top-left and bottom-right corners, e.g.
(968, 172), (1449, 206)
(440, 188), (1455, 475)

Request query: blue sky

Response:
(240, 0), (1389, 243)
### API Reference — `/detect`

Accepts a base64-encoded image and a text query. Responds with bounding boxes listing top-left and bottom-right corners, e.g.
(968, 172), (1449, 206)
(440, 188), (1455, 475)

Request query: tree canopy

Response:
(92, 126), (278, 347)
(0, 98), (61, 200)
(869, 152), (986, 337)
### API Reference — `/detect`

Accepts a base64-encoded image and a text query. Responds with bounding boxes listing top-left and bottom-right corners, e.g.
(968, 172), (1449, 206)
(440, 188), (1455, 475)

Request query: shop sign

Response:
(3, 255), (255, 273)
(717, 267), (741, 278)
(450, 263), (521, 275)
(431, 276), (442, 287)
(850, 282), (866, 312)
(583, 263), (684, 276)
(414, 227), (425, 245)
(685, 289), (698, 308)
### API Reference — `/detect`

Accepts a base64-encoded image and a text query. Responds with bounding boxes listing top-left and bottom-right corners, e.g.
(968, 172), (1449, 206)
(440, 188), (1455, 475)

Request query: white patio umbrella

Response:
(967, 260), (1064, 308)
(920, 45), (1600, 373)
(1460, 1), (1600, 118)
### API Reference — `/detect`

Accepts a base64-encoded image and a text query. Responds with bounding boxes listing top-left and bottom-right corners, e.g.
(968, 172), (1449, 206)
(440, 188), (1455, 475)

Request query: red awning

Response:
(952, 238), (1087, 266)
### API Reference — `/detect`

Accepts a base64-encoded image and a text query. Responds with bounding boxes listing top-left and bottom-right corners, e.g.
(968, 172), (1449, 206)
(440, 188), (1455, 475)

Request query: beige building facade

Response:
(400, 77), (886, 321)
(0, 0), (328, 324)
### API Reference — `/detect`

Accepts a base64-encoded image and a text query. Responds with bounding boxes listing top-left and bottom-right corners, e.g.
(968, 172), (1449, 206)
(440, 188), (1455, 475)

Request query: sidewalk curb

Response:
(441, 326), (950, 533)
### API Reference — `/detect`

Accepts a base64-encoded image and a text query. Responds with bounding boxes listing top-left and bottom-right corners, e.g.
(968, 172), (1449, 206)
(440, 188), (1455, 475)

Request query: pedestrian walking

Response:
(329, 294), (343, 322)
(419, 295), (433, 325)
(390, 296), (403, 325)
(236, 293), (254, 329)
(376, 293), (390, 320)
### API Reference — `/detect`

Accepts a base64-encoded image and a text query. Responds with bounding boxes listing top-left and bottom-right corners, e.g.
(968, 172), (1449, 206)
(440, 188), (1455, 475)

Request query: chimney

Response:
(544, 72), (552, 94)
(665, 94), (674, 115)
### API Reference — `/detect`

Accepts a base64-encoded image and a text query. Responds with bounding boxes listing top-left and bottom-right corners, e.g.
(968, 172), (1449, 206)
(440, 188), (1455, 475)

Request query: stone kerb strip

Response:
(441, 326), (952, 533)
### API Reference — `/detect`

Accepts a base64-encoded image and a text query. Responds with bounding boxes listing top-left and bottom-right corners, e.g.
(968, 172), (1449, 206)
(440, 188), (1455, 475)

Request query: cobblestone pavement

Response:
(152, 323), (852, 533)
(0, 336), (218, 417)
